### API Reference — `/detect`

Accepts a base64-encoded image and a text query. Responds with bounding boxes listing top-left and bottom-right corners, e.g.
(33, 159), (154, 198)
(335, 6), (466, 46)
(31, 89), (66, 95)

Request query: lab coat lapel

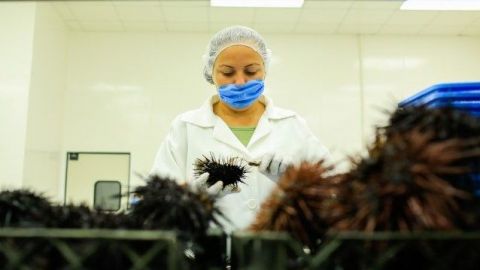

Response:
(248, 114), (271, 147)
(248, 96), (296, 147)
(248, 95), (279, 147)
(213, 118), (247, 153)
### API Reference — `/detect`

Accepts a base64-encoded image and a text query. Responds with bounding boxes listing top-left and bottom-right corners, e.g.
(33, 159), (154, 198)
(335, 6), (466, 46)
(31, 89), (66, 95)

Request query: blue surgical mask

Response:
(218, 80), (265, 110)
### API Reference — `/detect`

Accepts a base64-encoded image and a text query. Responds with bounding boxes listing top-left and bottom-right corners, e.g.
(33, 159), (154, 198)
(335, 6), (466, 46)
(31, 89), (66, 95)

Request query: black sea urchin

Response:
(129, 175), (224, 237)
(0, 189), (54, 228)
(194, 153), (248, 189)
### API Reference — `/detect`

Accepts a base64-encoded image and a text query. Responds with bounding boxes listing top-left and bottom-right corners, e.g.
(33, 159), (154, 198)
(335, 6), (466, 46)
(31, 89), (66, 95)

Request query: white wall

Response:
(2, 9), (479, 194)
(23, 2), (68, 201)
(361, 36), (480, 143)
(62, 31), (480, 189)
(266, 35), (362, 167)
(63, 33), (213, 190)
(62, 33), (361, 187)
(0, 2), (36, 189)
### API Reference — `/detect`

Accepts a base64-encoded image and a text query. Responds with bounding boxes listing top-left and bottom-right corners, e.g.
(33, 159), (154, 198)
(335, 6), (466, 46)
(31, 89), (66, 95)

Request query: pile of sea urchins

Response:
(250, 106), (480, 252)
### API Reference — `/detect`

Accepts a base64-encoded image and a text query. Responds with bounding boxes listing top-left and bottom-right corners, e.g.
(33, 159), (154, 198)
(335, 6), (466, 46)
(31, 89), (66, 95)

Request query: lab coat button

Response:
(247, 199), (257, 210)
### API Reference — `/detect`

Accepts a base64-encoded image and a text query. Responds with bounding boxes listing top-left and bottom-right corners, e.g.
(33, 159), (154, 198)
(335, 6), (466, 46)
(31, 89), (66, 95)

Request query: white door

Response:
(65, 152), (130, 211)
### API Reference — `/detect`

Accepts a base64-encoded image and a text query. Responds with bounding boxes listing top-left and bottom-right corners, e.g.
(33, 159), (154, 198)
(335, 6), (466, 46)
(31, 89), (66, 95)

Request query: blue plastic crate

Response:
(426, 102), (480, 117)
(399, 82), (480, 108)
(474, 174), (480, 197)
(469, 111), (480, 117)
(419, 100), (480, 110)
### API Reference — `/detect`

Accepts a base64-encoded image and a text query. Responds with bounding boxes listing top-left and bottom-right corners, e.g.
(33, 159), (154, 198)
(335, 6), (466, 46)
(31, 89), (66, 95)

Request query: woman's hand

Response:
(191, 172), (240, 197)
(258, 153), (294, 177)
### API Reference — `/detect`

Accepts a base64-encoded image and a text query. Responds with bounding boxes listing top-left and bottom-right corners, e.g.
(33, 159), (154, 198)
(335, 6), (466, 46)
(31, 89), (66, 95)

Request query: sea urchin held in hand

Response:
(194, 153), (248, 190)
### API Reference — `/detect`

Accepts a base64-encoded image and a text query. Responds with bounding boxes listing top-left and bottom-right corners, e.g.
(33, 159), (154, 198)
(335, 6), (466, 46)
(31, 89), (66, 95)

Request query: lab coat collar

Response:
(181, 94), (296, 153)
(181, 94), (296, 128)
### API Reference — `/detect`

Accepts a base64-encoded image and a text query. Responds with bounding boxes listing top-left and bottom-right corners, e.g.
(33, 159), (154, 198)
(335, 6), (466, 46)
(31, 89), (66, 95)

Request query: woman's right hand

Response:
(191, 172), (240, 197)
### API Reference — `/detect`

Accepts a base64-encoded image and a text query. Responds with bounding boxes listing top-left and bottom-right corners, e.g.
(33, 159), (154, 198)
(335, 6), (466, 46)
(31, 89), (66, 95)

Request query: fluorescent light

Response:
(211, 0), (304, 8)
(401, 0), (480, 11)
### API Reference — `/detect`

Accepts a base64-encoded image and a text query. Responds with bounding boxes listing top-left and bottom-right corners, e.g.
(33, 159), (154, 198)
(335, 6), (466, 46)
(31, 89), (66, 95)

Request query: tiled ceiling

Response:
(50, 0), (480, 36)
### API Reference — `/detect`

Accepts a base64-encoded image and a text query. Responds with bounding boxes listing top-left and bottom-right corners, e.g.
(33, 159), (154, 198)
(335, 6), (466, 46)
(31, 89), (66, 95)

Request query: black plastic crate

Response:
(0, 228), (227, 270)
(231, 231), (480, 270)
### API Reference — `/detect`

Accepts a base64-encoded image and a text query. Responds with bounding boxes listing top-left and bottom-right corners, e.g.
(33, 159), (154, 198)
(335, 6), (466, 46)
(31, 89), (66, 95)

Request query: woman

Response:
(151, 25), (329, 232)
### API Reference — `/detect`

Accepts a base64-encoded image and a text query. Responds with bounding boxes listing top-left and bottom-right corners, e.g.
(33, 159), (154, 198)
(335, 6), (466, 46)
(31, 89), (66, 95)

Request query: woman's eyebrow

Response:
(218, 63), (260, 68)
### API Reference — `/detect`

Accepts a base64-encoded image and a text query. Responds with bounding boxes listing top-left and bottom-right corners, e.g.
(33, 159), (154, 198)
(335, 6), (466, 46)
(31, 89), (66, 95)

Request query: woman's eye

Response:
(245, 71), (257, 76)
(222, 72), (234, 77)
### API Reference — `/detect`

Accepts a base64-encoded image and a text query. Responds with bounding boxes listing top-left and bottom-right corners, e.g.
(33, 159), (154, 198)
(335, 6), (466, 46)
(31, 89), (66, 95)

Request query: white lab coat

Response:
(151, 95), (329, 232)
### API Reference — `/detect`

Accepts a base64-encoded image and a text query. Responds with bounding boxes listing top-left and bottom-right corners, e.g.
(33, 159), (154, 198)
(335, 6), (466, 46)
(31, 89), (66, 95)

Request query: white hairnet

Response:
(203, 25), (271, 85)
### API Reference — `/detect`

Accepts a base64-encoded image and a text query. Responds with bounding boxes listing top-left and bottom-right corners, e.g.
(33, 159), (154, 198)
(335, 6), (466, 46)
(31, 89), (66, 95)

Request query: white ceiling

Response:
(50, 0), (480, 36)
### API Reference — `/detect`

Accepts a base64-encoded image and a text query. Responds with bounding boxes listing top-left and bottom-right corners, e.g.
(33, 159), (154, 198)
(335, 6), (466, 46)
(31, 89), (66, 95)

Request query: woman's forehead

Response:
(215, 45), (263, 65)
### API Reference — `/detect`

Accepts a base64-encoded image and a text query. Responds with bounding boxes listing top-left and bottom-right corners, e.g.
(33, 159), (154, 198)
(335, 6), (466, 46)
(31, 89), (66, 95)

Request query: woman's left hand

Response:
(258, 153), (294, 177)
